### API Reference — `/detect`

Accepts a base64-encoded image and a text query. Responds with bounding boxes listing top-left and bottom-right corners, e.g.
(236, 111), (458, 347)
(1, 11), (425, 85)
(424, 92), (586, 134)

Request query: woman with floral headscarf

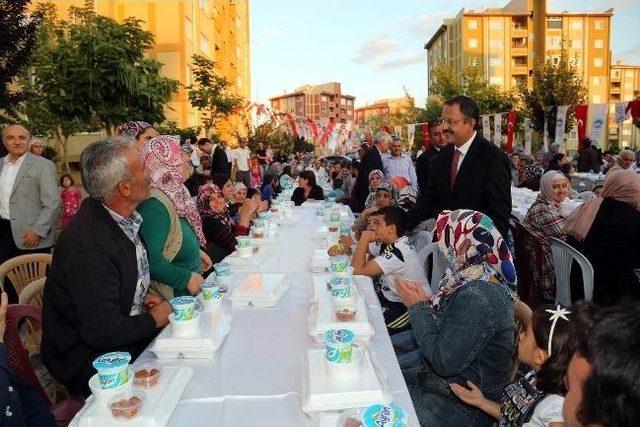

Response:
(197, 183), (256, 263)
(119, 121), (158, 151)
(395, 209), (516, 427)
(524, 171), (569, 302)
(138, 135), (211, 299)
(352, 181), (399, 238)
(364, 169), (384, 209)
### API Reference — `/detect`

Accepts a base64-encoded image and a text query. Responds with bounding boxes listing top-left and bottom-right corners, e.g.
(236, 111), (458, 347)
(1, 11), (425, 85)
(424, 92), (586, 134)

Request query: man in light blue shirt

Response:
(383, 136), (418, 193)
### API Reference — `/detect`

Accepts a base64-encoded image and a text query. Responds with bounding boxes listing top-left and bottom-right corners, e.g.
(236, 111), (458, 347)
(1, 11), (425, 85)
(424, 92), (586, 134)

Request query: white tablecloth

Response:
(135, 204), (419, 426)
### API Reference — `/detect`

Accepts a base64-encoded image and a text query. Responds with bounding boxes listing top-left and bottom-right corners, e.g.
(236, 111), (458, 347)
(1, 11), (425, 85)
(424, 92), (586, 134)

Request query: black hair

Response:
(575, 301), (640, 427)
(373, 206), (407, 237)
(60, 173), (74, 187)
(184, 173), (210, 197)
(531, 304), (576, 395)
(246, 187), (260, 199)
(298, 170), (317, 187)
(261, 172), (276, 190)
(581, 138), (592, 148)
(197, 138), (211, 147)
(210, 172), (231, 190)
(282, 165), (292, 176)
(444, 95), (480, 128)
(592, 184), (603, 193)
(333, 177), (343, 190)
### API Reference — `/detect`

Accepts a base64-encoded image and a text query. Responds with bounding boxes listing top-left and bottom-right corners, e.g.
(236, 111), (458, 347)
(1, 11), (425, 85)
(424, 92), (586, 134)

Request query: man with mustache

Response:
(406, 96), (511, 239)
(414, 120), (450, 197)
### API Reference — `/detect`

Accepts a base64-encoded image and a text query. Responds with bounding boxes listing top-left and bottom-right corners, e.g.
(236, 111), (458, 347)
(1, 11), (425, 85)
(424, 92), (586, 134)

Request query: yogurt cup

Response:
(236, 245), (252, 257)
(329, 211), (341, 222)
(92, 352), (131, 390)
(252, 226), (265, 238)
(340, 222), (352, 236)
(362, 404), (407, 427)
(316, 207), (325, 217)
(236, 236), (252, 248)
(324, 329), (355, 363)
(201, 282), (220, 301)
(170, 296), (197, 321)
(329, 256), (349, 274)
(257, 212), (271, 220)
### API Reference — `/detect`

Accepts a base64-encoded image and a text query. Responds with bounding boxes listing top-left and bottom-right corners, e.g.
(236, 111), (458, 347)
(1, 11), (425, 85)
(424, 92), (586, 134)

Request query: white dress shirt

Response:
(0, 154), (26, 220)
(453, 131), (476, 173)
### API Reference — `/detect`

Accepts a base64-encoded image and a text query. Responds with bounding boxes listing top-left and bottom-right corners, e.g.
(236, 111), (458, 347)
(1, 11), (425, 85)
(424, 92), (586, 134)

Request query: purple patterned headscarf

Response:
(120, 121), (152, 139)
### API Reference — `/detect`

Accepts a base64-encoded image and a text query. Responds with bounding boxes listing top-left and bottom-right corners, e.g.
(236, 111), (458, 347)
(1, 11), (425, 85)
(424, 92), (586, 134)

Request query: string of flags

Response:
(253, 98), (640, 154)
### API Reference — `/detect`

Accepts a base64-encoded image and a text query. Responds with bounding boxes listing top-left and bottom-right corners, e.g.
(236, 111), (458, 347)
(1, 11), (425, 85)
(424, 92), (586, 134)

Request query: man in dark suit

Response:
(407, 96), (511, 238)
(415, 121), (449, 197)
(42, 138), (172, 396)
(351, 131), (391, 212)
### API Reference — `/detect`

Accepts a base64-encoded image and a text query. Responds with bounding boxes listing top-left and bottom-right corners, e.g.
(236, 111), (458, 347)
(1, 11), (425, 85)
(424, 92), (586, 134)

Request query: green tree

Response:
(519, 47), (587, 142)
(187, 54), (244, 136)
(0, 0), (40, 121)
(156, 121), (202, 144)
(429, 61), (459, 100)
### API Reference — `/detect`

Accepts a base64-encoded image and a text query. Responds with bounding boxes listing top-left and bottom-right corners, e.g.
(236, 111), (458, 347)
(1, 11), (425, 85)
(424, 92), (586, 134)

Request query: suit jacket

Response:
(211, 145), (231, 175)
(352, 145), (383, 212)
(415, 147), (440, 197)
(41, 198), (158, 396)
(407, 134), (512, 238)
(0, 153), (59, 249)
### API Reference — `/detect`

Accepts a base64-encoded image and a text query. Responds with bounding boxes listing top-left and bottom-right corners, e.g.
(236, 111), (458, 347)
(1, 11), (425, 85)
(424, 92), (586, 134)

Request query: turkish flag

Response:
(506, 110), (517, 153)
(304, 118), (318, 139)
(319, 120), (335, 147)
(626, 100), (640, 123)
(421, 123), (431, 150)
(286, 114), (298, 138)
(381, 125), (390, 133)
(574, 104), (588, 148)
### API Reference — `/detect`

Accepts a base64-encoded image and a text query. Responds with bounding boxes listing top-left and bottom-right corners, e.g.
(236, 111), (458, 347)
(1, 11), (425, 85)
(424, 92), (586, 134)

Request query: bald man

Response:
(0, 125), (59, 269)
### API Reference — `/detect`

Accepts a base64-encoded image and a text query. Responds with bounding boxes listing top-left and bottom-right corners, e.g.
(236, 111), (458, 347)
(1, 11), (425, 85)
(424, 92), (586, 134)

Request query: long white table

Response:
(136, 203), (420, 426)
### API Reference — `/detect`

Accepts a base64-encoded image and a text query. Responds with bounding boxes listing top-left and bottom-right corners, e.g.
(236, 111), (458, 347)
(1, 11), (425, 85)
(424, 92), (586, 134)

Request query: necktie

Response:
(450, 149), (461, 190)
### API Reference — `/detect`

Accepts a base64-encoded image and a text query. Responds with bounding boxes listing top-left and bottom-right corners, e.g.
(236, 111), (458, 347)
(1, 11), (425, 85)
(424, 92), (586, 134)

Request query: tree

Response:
(156, 121), (202, 144)
(187, 54), (244, 136)
(0, 0), (40, 121)
(429, 62), (459, 101)
(519, 47), (587, 142)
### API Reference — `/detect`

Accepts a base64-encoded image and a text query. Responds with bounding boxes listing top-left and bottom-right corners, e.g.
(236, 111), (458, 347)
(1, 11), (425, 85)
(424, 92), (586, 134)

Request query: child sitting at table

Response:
(326, 177), (347, 201)
(351, 206), (427, 334)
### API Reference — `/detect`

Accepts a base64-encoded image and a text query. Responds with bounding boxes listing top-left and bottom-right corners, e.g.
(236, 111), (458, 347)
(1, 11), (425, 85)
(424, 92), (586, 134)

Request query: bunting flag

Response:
(328, 123), (341, 151)
(554, 105), (569, 152)
(493, 113), (502, 146)
(319, 119), (334, 147)
(381, 124), (390, 133)
(615, 101), (630, 122)
(542, 112), (549, 151)
(285, 114), (298, 138)
(626, 100), (640, 123)
(393, 125), (402, 138)
(304, 117), (318, 139)
(574, 104), (588, 147)
(506, 110), (517, 154)
(481, 115), (491, 140)
(524, 118), (533, 155)
(421, 123), (431, 150)
(407, 124), (416, 145)
(588, 103), (608, 143)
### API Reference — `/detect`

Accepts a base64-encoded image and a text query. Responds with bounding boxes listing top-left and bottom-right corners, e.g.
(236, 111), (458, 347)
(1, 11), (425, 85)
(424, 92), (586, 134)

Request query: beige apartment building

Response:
(269, 82), (355, 124)
(609, 62), (640, 148)
(354, 97), (415, 125)
(425, 0), (614, 148)
(33, 0), (251, 142)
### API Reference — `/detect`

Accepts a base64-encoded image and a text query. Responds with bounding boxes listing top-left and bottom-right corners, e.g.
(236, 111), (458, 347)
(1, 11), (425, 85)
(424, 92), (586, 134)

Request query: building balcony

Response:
(510, 46), (528, 56)
(611, 75), (621, 82)
(511, 66), (528, 75)
(511, 27), (527, 37)
(610, 87), (621, 94)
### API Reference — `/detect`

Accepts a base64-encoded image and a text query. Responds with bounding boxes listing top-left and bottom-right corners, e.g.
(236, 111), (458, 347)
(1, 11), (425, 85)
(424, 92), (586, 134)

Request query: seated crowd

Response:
(2, 93), (640, 427)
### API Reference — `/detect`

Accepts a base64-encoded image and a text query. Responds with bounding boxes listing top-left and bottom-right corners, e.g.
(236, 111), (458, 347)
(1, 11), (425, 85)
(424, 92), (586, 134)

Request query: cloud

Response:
(352, 35), (400, 65)
(258, 28), (285, 37)
(615, 41), (640, 63)
(407, 13), (449, 39)
(374, 53), (426, 69)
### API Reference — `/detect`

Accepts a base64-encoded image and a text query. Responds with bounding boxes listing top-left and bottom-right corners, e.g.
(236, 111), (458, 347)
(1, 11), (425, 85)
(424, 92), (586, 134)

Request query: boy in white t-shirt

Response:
(351, 206), (427, 334)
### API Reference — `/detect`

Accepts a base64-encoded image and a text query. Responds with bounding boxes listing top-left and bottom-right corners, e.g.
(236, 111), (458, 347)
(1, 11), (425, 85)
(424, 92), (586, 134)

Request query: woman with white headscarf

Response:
(523, 171), (569, 301)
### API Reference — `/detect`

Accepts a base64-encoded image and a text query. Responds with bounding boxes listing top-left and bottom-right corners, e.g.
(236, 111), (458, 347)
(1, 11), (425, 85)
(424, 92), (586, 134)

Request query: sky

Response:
(250, 0), (640, 108)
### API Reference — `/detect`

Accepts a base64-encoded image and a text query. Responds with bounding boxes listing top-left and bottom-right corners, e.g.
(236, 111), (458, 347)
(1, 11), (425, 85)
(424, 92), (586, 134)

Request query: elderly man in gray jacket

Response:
(0, 124), (59, 269)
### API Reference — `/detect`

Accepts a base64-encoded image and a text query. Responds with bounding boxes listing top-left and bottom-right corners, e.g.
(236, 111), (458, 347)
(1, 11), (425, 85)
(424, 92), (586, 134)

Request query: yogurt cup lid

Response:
(93, 352), (131, 372)
(324, 328), (354, 345)
(201, 281), (219, 289)
(170, 296), (196, 307)
(362, 404), (406, 427)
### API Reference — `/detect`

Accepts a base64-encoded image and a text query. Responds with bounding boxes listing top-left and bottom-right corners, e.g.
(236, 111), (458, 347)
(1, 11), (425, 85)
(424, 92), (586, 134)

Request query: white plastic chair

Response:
(418, 243), (448, 294)
(409, 230), (433, 253)
(549, 237), (594, 306)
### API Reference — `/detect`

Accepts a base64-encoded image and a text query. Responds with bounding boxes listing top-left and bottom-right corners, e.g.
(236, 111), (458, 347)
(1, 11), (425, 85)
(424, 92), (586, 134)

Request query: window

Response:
(593, 57), (603, 68)
(468, 56), (478, 66)
(468, 19), (478, 30)
(200, 34), (210, 53)
(594, 39), (603, 49)
(613, 70), (620, 77)
(592, 95), (601, 103)
(468, 38), (478, 48)
(594, 20), (604, 30)
(571, 56), (582, 68)
(546, 36), (561, 48)
(489, 20), (504, 30)
(625, 70), (634, 78)
(547, 18), (562, 29)
(490, 39), (504, 49)
(185, 16), (193, 41)
(489, 57), (503, 66)
(321, 96), (328, 102)
(489, 76), (504, 85)
(552, 56), (560, 65)
(571, 20), (582, 30)
(592, 77), (602, 85)
(199, 0), (207, 11)
(569, 39), (582, 48)
(625, 82), (633, 89)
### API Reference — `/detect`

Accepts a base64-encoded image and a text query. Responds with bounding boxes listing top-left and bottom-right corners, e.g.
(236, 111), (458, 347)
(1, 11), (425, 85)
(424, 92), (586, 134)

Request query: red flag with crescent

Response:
(574, 104), (588, 148)
(421, 123), (431, 150)
(286, 114), (298, 138)
(304, 118), (318, 139)
(381, 125), (390, 133)
(319, 120), (335, 147)
(506, 110), (517, 154)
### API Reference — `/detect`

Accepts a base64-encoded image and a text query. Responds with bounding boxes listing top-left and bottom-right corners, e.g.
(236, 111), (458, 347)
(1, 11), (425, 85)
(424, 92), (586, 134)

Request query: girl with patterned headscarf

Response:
(394, 209), (516, 427)
(137, 135), (208, 298)
(197, 183), (253, 263)
(364, 169), (385, 209)
(120, 121), (158, 151)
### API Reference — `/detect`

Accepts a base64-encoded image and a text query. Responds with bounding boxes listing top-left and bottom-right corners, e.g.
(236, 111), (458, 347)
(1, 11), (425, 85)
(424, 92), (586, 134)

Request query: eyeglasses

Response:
(438, 117), (468, 127)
